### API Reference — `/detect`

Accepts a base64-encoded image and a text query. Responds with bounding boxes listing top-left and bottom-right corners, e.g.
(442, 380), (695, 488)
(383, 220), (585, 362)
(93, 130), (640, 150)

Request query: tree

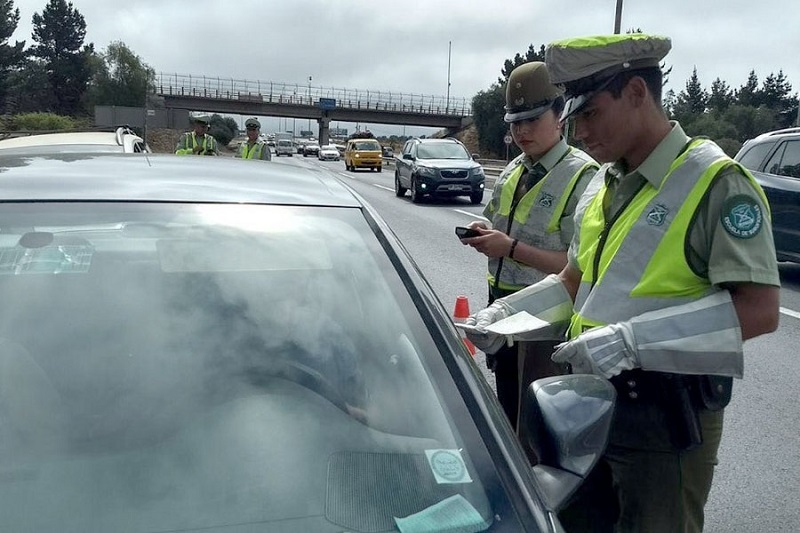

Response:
(208, 114), (237, 147)
(708, 78), (734, 113)
(0, 0), (25, 113)
(500, 44), (545, 82)
(30, 0), (93, 116)
(735, 70), (760, 108)
(672, 67), (707, 122)
(90, 41), (155, 107)
(471, 83), (507, 158)
(760, 70), (796, 127)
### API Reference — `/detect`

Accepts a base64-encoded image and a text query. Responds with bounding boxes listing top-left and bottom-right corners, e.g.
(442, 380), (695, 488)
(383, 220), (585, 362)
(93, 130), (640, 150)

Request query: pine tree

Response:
(30, 0), (93, 115)
(0, 0), (25, 113)
(735, 70), (760, 108)
(708, 78), (734, 113)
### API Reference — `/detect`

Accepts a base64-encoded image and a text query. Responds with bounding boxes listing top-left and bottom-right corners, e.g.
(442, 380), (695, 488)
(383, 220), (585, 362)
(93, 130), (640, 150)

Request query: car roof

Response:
(0, 153), (362, 207)
(413, 138), (460, 144)
(0, 131), (137, 149)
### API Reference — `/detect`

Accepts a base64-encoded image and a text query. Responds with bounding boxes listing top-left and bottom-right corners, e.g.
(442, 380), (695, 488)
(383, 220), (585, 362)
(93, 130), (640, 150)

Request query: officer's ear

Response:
(625, 76), (649, 109)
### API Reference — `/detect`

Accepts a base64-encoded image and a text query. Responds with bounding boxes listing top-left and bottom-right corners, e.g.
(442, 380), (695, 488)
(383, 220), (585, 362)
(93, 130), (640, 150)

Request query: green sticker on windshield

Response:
(720, 194), (763, 239)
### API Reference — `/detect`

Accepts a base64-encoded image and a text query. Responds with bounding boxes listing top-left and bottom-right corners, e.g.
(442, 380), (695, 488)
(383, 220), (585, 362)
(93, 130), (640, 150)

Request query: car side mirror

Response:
(471, 153), (480, 161)
(518, 374), (615, 511)
(403, 153), (413, 160)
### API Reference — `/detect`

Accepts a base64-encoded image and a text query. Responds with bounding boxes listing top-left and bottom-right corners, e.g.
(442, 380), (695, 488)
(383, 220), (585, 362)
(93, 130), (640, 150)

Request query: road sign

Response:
(503, 134), (512, 145)
(318, 97), (336, 110)
(146, 109), (155, 116)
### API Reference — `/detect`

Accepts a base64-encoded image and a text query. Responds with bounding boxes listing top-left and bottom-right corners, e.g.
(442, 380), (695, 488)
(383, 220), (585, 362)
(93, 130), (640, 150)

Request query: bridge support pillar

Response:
(318, 116), (331, 146)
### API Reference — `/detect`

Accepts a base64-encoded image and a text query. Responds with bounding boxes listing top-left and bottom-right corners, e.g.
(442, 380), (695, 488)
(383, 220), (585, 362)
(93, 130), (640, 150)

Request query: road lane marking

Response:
(453, 209), (489, 222)
(780, 307), (800, 320)
(373, 184), (393, 192)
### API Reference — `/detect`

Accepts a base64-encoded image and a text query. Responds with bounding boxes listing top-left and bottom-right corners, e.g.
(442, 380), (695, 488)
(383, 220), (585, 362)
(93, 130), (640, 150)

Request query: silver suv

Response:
(734, 127), (800, 263)
(394, 138), (485, 204)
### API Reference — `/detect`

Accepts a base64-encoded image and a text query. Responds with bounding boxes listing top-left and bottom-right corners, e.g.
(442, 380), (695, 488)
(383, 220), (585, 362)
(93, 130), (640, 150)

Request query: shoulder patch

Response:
(720, 194), (763, 239)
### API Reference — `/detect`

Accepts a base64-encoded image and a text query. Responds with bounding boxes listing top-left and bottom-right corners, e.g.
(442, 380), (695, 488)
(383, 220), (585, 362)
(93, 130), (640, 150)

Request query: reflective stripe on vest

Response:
(569, 139), (769, 338)
(487, 148), (597, 290)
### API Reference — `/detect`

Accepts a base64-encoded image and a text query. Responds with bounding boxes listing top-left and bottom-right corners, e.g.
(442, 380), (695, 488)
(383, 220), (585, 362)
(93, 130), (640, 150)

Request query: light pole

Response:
(614, 0), (623, 33)
(446, 41), (452, 112)
(308, 76), (313, 134)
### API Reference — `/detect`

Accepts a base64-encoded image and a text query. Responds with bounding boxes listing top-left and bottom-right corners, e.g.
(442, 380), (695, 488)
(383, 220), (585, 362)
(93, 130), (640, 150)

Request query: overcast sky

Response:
(10, 0), (800, 137)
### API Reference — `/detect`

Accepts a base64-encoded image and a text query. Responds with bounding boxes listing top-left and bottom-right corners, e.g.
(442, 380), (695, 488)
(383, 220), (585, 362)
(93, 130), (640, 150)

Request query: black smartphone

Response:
(455, 226), (481, 239)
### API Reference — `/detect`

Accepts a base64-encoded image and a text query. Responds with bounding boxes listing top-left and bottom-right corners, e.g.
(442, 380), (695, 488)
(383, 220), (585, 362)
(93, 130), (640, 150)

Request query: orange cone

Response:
(453, 295), (477, 356)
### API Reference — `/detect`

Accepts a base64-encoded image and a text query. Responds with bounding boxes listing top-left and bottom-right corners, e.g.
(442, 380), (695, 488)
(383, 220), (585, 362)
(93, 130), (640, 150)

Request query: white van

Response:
(275, 139), (294, 157)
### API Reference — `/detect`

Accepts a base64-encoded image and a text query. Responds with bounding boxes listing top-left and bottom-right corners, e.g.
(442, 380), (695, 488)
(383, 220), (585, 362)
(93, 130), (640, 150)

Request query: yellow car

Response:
(344, 138), (382, 172)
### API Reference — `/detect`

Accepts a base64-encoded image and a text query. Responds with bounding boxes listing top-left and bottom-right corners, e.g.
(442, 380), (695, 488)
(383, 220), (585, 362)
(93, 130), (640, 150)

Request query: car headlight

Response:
(471, 167), (485, 177)
(416, 166), (437, 177)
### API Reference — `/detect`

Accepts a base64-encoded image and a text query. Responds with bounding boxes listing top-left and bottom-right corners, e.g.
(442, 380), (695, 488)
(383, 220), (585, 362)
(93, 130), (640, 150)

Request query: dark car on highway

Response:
(734, 127), (800, 263)
(0, 153), (615, 532)
(395, 137), (485, 204)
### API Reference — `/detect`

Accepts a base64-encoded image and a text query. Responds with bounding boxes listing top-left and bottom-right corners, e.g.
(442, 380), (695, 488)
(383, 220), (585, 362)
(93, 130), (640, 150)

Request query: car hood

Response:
(415, 159), (479, 170)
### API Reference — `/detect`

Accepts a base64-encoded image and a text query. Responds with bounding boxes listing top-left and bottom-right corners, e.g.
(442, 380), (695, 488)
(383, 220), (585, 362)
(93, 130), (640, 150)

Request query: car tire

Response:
(410, 176), (423, 204)
(395, 172), (407, 197)
(470, 191), (483, 205)
(377, 166), (382, 173)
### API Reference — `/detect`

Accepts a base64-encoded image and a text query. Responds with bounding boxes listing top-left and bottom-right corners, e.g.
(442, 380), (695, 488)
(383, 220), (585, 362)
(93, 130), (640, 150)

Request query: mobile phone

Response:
(455, 226), (481, 239)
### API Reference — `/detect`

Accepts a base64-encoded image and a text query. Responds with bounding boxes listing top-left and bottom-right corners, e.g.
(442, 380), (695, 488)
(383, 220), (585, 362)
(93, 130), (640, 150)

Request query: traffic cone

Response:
(453, 295), (477, 356)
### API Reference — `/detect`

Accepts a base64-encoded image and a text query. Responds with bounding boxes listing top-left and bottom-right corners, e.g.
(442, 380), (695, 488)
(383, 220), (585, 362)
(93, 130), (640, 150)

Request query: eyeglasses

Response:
(246, 126), (258, 130)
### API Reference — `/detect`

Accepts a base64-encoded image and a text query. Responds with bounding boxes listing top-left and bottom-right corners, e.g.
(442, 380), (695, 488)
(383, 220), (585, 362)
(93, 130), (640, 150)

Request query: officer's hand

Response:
(467, 221), (489, 230)
(463, 301), (514, 354)
(551, 323), (638, 378)
(192, 145), (203, 154)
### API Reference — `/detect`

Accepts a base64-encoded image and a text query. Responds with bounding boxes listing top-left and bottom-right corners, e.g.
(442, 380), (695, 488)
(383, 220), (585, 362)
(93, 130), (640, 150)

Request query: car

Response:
(0, 126), (150, 154)
(318, 144), (340, 161)
(303, 142), (320, 157)
(345, 137), (383, 172)
(734, 126), (800, 263)
(0, 152), (615, 532)
(395, 137), (485, 204)
(275, 138), (294, 156)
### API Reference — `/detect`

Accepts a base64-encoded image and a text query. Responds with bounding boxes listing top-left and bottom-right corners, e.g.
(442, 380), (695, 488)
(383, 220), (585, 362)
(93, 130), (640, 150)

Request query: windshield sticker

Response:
(425, 449), (472, 484)
(721, 194), (763, 239)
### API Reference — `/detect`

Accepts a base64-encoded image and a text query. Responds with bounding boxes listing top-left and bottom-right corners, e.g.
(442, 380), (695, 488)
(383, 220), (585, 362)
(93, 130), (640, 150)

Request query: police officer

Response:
(466, 34), (780, 532)
(460, 61), (598, 430)
(236, 117), (272, 161)
(175, 114), (219, 156)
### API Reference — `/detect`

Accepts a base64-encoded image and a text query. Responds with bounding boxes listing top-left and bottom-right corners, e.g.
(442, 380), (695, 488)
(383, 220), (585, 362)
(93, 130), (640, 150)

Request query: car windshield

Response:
(353, 140), (380, 151)
(417, 143), (471, 160)
(0, 202), (524, 532)
(321, 145), (337, 150)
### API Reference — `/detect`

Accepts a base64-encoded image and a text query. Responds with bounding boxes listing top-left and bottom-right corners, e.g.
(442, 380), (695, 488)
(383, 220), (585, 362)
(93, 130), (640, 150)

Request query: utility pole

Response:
(308, 76), (313, 133)
(614, 0), (623, 33)
(446, 41), (452, 112)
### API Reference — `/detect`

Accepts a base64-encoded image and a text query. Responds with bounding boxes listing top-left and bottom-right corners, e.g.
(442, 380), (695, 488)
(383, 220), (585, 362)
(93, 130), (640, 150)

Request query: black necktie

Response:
(523, 163), (547, 193)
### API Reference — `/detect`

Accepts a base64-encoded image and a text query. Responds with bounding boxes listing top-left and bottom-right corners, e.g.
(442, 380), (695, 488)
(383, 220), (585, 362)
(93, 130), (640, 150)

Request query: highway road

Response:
(275, 154), (800, 532)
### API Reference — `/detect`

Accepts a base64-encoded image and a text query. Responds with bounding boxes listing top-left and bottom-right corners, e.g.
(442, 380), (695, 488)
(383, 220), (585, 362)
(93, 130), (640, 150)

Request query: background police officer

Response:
(461, 61), (597, 430)
(175, 114), (219, 156)
(466, 34), (780, 532)
(236, 117), (271, 161)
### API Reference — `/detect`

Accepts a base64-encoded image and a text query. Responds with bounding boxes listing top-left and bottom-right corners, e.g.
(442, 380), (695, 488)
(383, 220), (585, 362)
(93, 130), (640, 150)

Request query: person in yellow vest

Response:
(175, 114), (219, 156)
(459, 61), (598, 431)
(236, 117), (272, 161)
(465, 34), (780, 532)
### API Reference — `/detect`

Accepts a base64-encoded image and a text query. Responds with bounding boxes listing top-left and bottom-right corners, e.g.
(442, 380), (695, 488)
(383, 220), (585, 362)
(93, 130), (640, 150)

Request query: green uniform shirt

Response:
(568, 122), (780, 287)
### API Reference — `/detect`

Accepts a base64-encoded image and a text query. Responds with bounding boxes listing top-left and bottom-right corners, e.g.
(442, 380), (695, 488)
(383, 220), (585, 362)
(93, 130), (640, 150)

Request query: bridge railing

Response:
(155, 73), (471, 116)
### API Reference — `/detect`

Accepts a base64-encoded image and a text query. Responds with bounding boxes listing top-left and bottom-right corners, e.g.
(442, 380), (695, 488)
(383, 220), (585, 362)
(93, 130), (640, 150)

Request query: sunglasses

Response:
(246, 126), (258, 130)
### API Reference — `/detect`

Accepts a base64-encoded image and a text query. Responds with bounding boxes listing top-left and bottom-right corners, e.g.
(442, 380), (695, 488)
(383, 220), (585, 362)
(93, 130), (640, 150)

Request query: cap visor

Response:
(504, 104), (550, 124)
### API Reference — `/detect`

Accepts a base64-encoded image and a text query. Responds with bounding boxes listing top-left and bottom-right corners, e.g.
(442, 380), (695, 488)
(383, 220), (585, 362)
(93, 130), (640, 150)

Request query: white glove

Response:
(464, 300), (515, 354)
(551, 322), (638, 378)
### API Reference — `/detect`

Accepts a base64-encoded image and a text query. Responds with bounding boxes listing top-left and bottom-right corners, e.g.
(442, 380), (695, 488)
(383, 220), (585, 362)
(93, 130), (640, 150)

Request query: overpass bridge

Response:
(154, 73), (473, 145)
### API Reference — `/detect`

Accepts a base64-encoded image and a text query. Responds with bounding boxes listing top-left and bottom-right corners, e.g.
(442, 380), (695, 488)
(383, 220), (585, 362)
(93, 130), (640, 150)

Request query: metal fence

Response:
(155, 73), (471, 116)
